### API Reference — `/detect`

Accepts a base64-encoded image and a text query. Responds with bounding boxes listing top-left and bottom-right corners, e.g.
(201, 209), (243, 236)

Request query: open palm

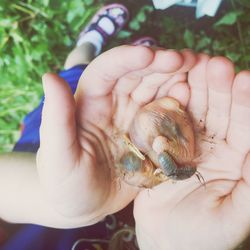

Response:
(36, 45), (196, 227)
(134, 55), (250, 250)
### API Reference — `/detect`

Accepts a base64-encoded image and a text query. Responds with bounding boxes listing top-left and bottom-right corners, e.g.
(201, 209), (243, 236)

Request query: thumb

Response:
(37, 73), (79, 183)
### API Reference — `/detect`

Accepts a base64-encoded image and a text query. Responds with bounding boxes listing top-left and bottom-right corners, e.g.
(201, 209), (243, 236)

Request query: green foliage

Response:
(214, 10), (242, 27)
(0, 0), (100, 152)
(129, 5), (154, 31)
(150, 0), (250, 71)
(183, 29), (194, 48)
(1, 0), (250, 152)
(116, 30), (132, 39)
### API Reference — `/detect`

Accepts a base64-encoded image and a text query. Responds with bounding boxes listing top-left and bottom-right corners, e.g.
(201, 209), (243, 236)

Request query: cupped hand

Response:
(36, 45), (196, 227)
(134, 54), (250, 250)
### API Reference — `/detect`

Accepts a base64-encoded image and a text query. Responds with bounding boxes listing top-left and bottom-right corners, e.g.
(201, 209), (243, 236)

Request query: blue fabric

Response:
(1, 64), (134, 250)
(1, 223), (109, 250)
(13, 65), (87, 153)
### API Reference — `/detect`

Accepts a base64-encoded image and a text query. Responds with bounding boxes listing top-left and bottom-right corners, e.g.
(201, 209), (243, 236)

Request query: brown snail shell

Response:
(116, 97), (196, 188)
(129, 97), (195, 166)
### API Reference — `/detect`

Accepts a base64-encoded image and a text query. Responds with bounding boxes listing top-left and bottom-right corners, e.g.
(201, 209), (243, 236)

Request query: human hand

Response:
(134, 55), (250, 250)
(37, 45), (197, 227)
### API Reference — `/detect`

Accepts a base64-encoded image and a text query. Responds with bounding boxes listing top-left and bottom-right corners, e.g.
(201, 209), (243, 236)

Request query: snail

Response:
(116, 97), (200, 188)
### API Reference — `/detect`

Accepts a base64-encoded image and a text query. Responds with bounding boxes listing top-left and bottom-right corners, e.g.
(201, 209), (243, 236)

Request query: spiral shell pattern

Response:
(117, 97), (196, 187)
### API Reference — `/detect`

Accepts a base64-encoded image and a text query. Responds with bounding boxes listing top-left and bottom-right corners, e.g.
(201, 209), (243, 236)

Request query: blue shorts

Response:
(13, 65), (87, 153)
(1, 65), (135, 250)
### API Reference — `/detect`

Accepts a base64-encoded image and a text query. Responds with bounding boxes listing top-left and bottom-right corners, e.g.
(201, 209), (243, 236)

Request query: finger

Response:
(160, 49), (196, 105)
(177, 49), (197, 73)
(188, 53), (210, 129)
(145, 49), (184, 73)
(131, 50), (184, 104)
(38, 73), (79, 182)
(155, 73), (186, 99)
(76, 45), (154, 97)
(114, 48), (196, 97)
(114, 50), (195, 128)
(205, 57), (235, 139)
(114, 49), (183, 97)
(113, 72), (143, 96)
(112, 49), (165, 97)
(227, 71), (250, 154)
(114, 82), (190, 131)
(113, 49), (184, 128)
(130, 73), (173, 105)
(167, 82), (190, 107)
(144, 48), (196, 74)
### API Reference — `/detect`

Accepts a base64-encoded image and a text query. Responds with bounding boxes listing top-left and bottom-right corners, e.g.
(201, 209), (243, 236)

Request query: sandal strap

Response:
(86, 14), (121, 44)
(86, 22), (110, 43)
(78, 6), (128, 44)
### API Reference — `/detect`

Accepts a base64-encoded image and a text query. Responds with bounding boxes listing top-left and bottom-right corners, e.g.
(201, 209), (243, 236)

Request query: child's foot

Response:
(132, 36), (157, 47)
(76, 3), (129, 56)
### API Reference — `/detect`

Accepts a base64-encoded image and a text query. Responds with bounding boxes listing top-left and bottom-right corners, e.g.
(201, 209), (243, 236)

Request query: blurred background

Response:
(0, 0), (250, 152)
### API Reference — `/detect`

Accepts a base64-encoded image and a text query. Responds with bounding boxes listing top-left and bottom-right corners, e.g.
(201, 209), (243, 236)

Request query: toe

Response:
(227, 71), (250, 154)
(205, 56), (235, 139)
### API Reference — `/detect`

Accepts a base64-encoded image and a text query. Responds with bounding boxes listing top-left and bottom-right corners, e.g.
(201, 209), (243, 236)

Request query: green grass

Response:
(0, 0), (250, 152)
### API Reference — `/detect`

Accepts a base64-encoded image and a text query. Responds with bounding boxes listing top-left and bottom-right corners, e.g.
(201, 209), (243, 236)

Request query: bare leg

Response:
(64, 42), (96, 69)
(64, 4), (129, 69)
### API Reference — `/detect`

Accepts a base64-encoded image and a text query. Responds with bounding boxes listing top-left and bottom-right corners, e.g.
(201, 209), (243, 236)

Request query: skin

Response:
(1, 45), (193, 227)
(1, 45), (250, 250)
(134, 54), (250, 250)
(35, 45), (196, 225)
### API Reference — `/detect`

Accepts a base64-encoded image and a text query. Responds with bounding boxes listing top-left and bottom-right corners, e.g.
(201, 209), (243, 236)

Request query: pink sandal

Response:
(132, 36), (158, 47)
(77, 3), (129, 55)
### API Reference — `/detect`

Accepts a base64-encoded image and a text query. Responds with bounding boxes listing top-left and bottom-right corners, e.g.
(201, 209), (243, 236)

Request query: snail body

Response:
(120, 151), (142, 172)
(158, 151), (196, 180)
(116, 141), (165, 188)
